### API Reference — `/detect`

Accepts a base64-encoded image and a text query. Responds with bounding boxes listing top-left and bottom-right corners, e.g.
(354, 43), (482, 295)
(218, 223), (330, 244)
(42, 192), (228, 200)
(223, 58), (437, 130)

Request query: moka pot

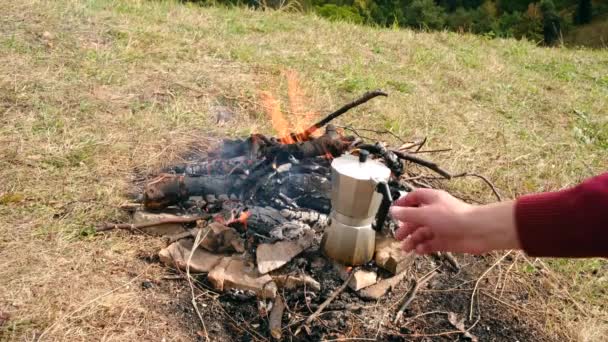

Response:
(322, 150), (393, 265)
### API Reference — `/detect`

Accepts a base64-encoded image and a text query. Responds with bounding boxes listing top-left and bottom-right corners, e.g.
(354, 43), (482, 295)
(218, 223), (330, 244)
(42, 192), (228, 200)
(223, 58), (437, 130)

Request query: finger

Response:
(415, 242), (433, 255)
(393, 189), (440, 207)
(395, 222), (421, 241)
(389, 206), (427, 226)
(409, 226), (434, 246)
(401, 236), (415, 252)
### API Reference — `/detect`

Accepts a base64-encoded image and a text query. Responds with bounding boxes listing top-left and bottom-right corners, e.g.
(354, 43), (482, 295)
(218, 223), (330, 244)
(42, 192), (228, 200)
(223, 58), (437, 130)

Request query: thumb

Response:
(389, 206), (428, 226)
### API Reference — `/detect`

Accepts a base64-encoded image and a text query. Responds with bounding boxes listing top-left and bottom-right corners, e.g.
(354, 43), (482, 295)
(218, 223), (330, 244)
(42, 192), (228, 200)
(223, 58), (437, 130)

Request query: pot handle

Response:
(374, 181), (393, 231)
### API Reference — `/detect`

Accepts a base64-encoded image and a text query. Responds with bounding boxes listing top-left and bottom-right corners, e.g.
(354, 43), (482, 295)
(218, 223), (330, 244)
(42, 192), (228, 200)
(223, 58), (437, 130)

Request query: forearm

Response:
(462, 200), (520, 253)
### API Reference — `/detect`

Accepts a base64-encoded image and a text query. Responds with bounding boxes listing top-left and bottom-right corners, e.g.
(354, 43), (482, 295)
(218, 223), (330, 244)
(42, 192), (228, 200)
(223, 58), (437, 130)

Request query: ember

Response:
(100, 88), (498, 341)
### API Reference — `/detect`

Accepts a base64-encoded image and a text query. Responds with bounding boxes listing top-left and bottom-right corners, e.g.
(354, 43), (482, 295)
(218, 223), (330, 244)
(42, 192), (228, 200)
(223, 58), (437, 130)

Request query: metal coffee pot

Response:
(321, 150), (394, 265)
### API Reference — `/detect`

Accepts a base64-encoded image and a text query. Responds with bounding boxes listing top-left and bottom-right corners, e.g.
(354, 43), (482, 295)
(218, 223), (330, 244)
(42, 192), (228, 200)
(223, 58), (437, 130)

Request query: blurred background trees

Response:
(201, 0), (607, 46)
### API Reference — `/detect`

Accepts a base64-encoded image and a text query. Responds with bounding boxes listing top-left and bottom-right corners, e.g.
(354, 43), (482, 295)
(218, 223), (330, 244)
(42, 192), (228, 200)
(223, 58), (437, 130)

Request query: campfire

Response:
(98, 87), (496, 340)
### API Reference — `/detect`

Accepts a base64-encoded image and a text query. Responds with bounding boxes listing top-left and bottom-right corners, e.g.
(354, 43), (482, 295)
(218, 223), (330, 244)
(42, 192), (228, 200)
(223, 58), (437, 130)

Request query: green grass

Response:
(0, 0), (607, 340)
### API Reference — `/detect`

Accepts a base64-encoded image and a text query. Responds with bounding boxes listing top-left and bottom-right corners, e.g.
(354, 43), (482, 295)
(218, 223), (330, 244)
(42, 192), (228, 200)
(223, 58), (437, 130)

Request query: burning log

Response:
(262, 124), (355, 164)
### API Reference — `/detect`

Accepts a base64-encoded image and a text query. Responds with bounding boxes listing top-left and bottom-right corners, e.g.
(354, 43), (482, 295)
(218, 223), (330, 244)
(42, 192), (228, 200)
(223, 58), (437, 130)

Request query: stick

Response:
(286, 90), (388, 141)
(295, 269), (356, 335)
(187, 228), (211, 341)
(391, 150), (452, 179)
(269, 296), (285, 339)
(96, 215), (206, 232)
(469, 251), (511, 321)
(393, 271), (437, 324)
(441, 252), (461, 272)
(452, 172), (503, 202)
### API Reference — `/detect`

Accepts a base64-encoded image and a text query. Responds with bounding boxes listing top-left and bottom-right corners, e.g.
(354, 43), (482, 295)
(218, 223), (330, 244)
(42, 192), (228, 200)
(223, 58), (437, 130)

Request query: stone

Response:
(208, 257), (277, 299)
(333, 262), (378, 291)
(358, 270), (409, 300)
(374, 235), (415, 275)
(256, 230), (314, 274)
(272, 274), (321, 292)
(199, 222), (245, 253)
(159, 239), (223, 273)
(133, 211), (187, 236)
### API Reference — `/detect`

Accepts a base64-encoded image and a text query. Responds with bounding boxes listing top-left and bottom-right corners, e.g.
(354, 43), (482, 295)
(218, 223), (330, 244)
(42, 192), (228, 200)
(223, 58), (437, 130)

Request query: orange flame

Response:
(237, 210), (250, 229)
(260, 70), (319, 145)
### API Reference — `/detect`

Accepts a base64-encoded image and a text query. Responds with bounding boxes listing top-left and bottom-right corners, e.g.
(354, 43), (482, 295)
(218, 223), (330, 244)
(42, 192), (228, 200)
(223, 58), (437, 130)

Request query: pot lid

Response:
(331, 153), (390, 181)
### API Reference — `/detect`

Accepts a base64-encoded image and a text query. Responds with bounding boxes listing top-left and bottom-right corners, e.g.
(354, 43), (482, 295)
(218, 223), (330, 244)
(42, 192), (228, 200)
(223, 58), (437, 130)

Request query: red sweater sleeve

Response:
(515, 173), (608, 258)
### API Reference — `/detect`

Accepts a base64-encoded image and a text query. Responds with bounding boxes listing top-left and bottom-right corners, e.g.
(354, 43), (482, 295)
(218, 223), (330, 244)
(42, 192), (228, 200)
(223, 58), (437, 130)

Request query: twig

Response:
(411, 148), (452, 154)
(452, 172), (503, 202)
(414, 137), (427, 152)
(287, 90), (388, 141)
(442, 252), (461, 271)
(338, 125), (406, 144)
(391, 150), (452, 179)
(96, 215), (205, 232)
(295, 268), (356, 335)
(393, 271), (438, 324)
(469, 251), (512, 321)
(187, 228), (211, 341)
(164, 229), (196, 244)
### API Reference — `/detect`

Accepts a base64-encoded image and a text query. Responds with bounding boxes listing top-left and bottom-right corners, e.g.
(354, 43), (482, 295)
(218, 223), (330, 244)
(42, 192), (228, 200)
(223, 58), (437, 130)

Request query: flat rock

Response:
(208, 257), (277, 299)
(374, 235), (415, 275)
(199, 222), (245, 253)
(256, 230), (314, 274)
(358, 270), (409, 300)
(159, 239), (223, 273)
(133, 211), (187, 236)
(333, 262), (378, 291)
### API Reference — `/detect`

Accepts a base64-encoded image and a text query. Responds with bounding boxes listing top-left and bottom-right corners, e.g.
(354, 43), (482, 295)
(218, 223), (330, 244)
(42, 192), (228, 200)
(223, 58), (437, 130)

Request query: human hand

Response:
(390, 189), (519, 255)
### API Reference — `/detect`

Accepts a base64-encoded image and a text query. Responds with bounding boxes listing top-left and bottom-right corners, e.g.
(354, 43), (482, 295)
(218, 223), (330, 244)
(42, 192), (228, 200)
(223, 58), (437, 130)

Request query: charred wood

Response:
(143, 174), (244, 209)
(358, 143), (404, 176)
(263, 125), (355, 164)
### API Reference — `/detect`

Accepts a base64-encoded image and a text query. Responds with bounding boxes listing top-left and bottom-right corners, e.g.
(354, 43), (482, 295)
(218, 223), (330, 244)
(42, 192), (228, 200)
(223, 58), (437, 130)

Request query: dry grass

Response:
(0, 0), (606, 340)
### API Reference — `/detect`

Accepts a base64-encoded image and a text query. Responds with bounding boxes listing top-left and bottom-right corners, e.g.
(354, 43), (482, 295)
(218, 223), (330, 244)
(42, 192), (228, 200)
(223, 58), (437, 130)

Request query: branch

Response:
(393, 271), (438, 324)
(469, 251), (512, 321)
(295, 268), (356, 335)
(287, 90), (388, 141)
(452, 172), (503, 202)
(96, 215), (207, 232)
(391, 150), (452, 179)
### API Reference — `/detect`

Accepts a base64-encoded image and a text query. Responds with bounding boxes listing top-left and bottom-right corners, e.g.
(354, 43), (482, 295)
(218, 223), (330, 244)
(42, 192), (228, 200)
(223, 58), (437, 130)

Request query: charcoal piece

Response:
(245, 206), (287, 235)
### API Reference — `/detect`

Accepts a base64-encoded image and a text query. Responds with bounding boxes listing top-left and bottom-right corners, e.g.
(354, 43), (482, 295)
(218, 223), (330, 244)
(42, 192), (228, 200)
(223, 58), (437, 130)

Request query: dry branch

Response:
(295, 268), (356, 336)
(96, 215), (207, 232)
(394, 271), (438, 324)
(283, 90), (388, 142)
(391, 150), (452, 179)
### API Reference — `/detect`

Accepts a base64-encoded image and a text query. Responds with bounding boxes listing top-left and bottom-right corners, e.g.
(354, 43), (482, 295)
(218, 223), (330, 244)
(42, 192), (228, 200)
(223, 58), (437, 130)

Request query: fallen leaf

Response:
(447, 312), (478, 342)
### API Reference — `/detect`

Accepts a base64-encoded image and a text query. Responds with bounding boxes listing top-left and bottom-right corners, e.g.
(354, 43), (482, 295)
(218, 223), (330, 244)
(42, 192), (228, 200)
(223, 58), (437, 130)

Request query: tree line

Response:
(206, 0), (605, 45)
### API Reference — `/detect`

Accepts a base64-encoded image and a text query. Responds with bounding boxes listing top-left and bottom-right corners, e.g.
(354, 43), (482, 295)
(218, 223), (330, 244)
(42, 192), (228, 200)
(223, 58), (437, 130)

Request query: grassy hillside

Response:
(0, 0), (606, 340)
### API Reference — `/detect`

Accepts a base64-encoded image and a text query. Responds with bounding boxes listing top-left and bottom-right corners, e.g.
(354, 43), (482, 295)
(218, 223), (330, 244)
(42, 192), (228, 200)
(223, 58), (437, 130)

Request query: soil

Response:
(136, 245), (558, 342)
